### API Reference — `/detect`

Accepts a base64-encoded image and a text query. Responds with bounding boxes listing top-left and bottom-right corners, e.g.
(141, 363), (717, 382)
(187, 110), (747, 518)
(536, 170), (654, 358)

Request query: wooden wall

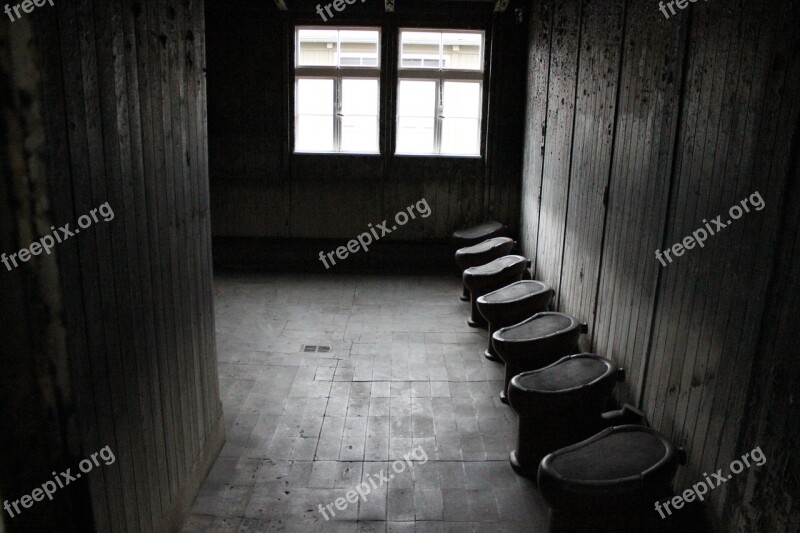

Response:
(727, 130), (800, 531)
(205, 0), (526, 248)
(519, 0), (800, 529)
(1, 14), (95, 531)
(1, 0), (225, 531)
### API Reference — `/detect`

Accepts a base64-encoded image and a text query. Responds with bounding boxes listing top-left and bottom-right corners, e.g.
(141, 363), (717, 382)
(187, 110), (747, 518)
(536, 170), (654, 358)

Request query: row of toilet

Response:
(453, 221), (690, 532)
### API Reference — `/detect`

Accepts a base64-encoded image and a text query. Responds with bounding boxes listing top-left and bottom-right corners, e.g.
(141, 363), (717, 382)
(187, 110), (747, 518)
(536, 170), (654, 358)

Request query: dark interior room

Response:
(1, 0), (798, 531)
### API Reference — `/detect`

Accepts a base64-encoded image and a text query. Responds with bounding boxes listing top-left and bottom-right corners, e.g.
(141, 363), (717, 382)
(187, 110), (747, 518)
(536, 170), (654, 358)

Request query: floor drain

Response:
(302, 345), (331, 353)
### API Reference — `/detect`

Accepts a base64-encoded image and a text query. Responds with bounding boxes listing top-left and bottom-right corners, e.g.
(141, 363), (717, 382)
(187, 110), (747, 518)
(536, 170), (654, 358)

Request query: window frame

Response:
(395, 28), (485, 157)
(293, 26), (382, 155)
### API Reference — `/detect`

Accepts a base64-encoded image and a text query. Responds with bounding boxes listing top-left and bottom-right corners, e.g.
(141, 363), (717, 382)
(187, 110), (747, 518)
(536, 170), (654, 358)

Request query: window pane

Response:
(342, 79), (378, 116)
(443, 81), (480, 119)
(442, 32), (483, 71)
(396, 80), (436, 154)
(400, 30), (483, 71)
(341, 117), (378, 152)
(298, 29), (338, 66)
(341, 79), (379, 152)
(397, 80), (436, 117)
(400, 31), (441, 69)
(297, 78), (334, 115)
(441, 118), (479, 155)
(339, 30), (380, 68)
(297, 116), (335, 151)
(397, 117), (435, 154)
(296, 78), (334, 152)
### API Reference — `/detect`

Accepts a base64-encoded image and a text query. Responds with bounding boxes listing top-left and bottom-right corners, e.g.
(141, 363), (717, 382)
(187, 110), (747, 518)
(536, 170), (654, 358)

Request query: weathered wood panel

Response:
(694, 0), (800, 518)
(728, 111), (800, 532)
(519, 0), (800, 528)
(484, 11), (527, 235)
(558, 0), (625, 342)
(1, 13), (95, 530)
(31, 0), (225, 530)
(290, 156), (387, 238)
(534, 0), (581, 300)
(592, 0), (686, 405)
(518, 0), (553, 274)
(642, 2), (800, 511)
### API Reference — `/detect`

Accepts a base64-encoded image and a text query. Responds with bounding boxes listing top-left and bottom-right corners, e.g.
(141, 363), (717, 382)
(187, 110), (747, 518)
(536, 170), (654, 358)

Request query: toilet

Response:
(538, 425), (686, 532)
(492, 312), (585, 402)
(455, 237), (517, 302)
(475, 280), (554, 361)
(452, 220), (508, 248)
(462, 255), (529, 328)
(506, 353), (622, 475)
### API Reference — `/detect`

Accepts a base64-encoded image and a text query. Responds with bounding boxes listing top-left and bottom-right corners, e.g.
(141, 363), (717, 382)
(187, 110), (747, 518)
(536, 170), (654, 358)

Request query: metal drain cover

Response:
(302, 345), (332, 353)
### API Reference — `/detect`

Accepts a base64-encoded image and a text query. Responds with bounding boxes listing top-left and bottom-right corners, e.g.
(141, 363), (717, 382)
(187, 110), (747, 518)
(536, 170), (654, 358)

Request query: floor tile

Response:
(187, 273), (549, 532)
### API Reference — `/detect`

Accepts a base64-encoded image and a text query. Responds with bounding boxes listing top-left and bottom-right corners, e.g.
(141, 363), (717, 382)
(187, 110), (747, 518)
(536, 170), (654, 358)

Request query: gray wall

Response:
(0, 0), (223, 531)
(519, 0), (799, 529)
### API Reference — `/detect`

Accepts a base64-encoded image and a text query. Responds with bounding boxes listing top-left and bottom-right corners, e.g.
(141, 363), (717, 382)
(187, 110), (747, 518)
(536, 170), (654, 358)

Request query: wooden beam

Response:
(494, 0), (509, 12)
(274, 0), (288, 10)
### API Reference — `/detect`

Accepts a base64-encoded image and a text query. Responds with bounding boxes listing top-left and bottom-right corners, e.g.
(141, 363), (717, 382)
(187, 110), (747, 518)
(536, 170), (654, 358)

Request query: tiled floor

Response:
(181, 273), (549, 532)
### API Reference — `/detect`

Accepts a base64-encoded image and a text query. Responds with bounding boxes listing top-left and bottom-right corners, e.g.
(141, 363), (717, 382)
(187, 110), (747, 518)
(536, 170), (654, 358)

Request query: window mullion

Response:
(439, 32), (444, 69)
(437, 32), (444, 153)
(434, 79), (439, 154)
(335, 30), (341, 152)
(335, 75), (342, 152)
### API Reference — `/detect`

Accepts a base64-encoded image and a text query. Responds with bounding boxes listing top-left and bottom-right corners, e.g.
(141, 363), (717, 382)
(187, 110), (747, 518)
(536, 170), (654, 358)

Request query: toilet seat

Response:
(452, 221), (507, 248)
(499, 312), (575, 340)
(455, 237), (517, 269)
(509, 354), (617, 412)
(475, 280), (554, 361)
(455, 237), (517, 302)
(507, 354), (619, 475)
(492, 312), (585, 402)
(538, 425), (680, 510)
(462, 255), (529, 328)
(464, 254), (528, 277)
(478, 279), (552, 310)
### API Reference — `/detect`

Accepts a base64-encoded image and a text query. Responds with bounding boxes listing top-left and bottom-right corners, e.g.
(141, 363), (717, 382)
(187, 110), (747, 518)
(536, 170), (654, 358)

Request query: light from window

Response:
(400, 31), (482, 71)
(295, 28), (381, 154)
(297, 29), (338, 67)
(296, 78), (334, 152)
(396, 80), (436, 154)
(441, 81), (481, 155)
(396, 29), (484, 156)
(340, 79), (379, 152)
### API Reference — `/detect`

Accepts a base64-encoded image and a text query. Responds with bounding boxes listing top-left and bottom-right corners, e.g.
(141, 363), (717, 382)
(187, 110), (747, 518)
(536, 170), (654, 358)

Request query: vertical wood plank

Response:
(535, 0), (581, 301)
(558, 0), (625, 342)
(519, 0), (553, 273)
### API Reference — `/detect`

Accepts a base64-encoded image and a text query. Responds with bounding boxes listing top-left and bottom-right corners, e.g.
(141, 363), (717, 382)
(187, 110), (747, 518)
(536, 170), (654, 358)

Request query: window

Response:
(295, 28), (381, 153)
(396, 30), (484, 156)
